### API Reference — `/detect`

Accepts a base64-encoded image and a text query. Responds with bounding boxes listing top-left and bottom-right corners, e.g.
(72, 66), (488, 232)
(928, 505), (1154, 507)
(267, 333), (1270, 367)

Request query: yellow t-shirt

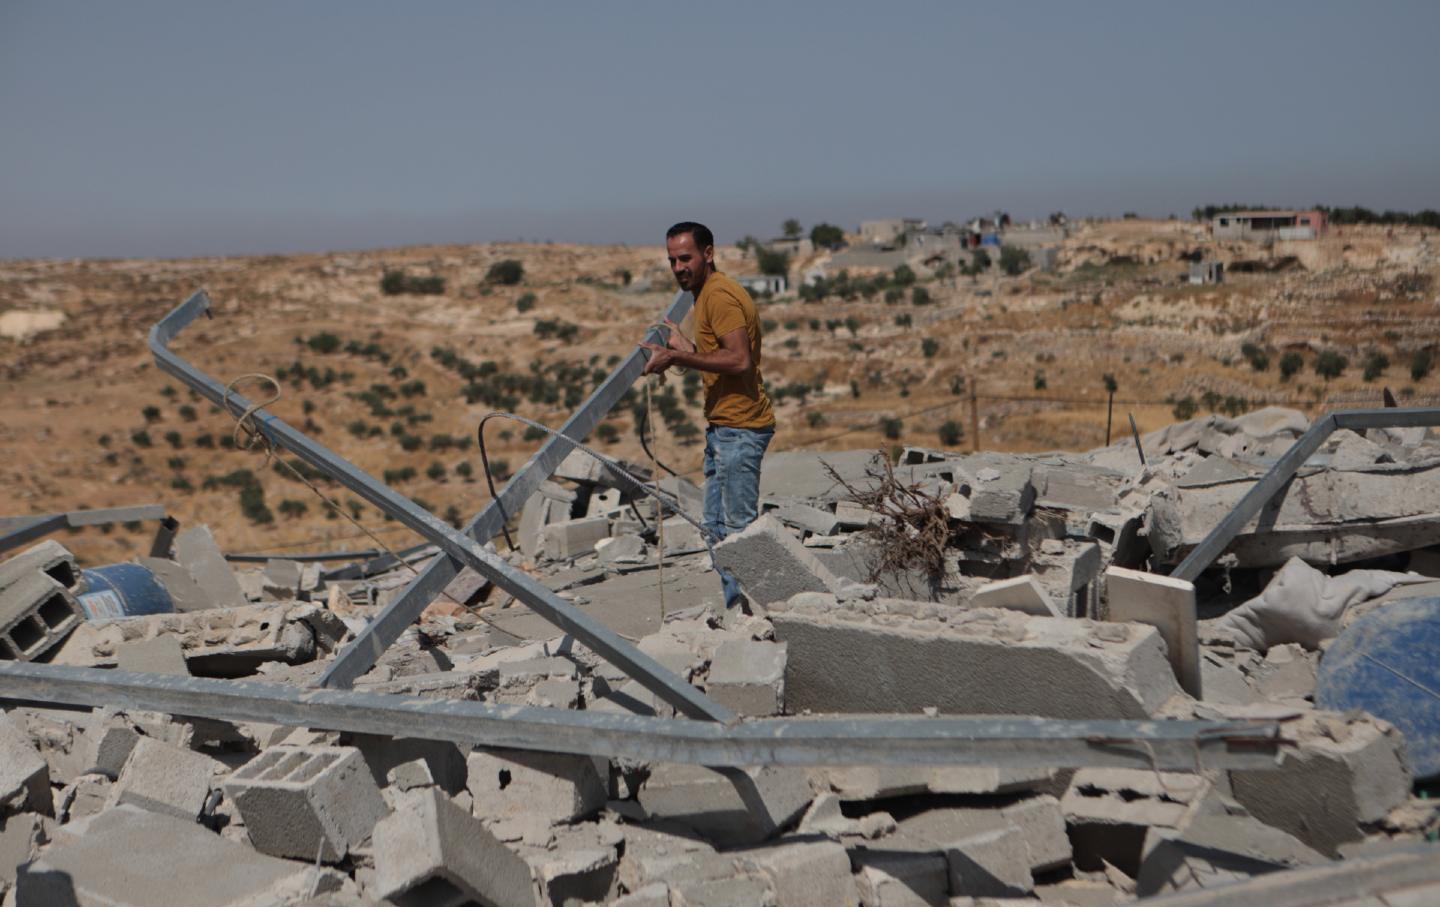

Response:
(693, 272), (775, 429)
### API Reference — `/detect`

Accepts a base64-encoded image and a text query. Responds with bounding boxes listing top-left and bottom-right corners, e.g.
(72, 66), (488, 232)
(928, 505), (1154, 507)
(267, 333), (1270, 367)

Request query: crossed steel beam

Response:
(0, 505), (168, 556)
(1171, 406), (1440, 582)
(149, 290), (729, 722)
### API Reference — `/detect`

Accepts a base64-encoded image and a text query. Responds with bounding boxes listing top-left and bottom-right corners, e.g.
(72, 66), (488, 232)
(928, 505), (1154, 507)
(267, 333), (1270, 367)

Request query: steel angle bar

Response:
(316, 289), (696, 690)
(148, 291), (729, 723)
(0, 515), (68, 556)
(0, 662), (1286, 770)
(1172, 406), (1440, 582)
(0, 505), (168, 556)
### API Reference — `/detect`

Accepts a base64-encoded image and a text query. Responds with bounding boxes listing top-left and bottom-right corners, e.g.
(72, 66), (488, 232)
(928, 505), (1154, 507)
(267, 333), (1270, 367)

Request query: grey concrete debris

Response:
(771, 593), (1180, 718)
(0, 540), (81, 595)
(0, 713), (52, 816)
(0, 571), (83, 662)
(1135, 814), (1327, 897)
(110, 735), (223, 820)
(15, 805), (338, 906)
(172, 525), (249, 610)
(541, 515), (611, 560)
(223, 745), (388, 862)
(704, 638), (787, 716)
(713, 514), (841, 607)
(134, 555), (217, 612)
(371, 787), (535, 907)
(970, 575), (1061, 617)
(466, 747), (607, 831)
(637, 764), (814, 847)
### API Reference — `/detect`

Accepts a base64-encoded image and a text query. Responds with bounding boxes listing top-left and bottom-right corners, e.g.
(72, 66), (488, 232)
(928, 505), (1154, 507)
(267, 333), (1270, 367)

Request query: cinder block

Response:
(0, 540), (80, 593)
(540, 516), (610, 560)
(853, 849), (949, 907)
(110, 736), (222, 820)
(899, 795), (1071, 877)
(223, 746), (388, 862)
(0, 571), (83, 662)
(970, 575), (1060, 617)
(712, 515), (839, 607)
(350, 733), (468, 796)
(371, 787), (535, 907)
(0, 713), (51, 816)
(737, 838), (860, 907)
(465, 747), (606, 827)
(967, 464), (1035, 525)
(1135, 814), (1326, 897)
(638, 763), (814, 848)
(706, 639), (787, 716)
(114, 636), (189, 675)
(945, 826), (1034, 897)
(1105, 566), (1201, 697)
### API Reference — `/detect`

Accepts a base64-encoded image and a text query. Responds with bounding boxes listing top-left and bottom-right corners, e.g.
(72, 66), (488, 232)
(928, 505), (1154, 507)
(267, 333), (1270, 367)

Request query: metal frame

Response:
(316, 289), (695, 689)
(1171, 407), (1440, 582)
(148, 290), (729, 722)
(0, 661), (1285, 771)
(0, 505), (168, 556)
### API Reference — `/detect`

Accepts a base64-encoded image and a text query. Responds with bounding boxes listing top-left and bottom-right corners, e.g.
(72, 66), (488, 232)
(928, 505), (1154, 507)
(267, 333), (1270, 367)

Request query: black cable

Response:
(637, 406), (680, 478)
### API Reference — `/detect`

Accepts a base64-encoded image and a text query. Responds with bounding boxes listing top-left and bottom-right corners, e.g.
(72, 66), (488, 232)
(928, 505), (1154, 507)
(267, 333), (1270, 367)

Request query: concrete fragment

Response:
(596, 533), (647, 566)
(1105, 566), (1201, 697)
(967, 463), (1035, 525)
(114, 635), (189, 675)
(834, 500), (884, 529)
(705, 639), (787, 716)
(853, 848), (949, 907)
(660, 514), (706, 553)
(945, 826), (1034, 897)
(712, 515), (840, 607)
(771, 501), (840, 537)
(110, 736), (221, 820)
(466, 747), (606, 828)
(51, 601), (346, 674)
(760, 449), (886, 502)
(371, 787), (536, 907)
(15, 805), (333, 906)
(1135, 814), (1326, 897)
(350, 733), (468, 796)
(56, 773), (111, 823)
(0, 812), (47, 887)
(0, 571), (82, 662)
(261, 558), (303, 599)
(1228, 710), (1411, 856)
(134, 556), (216, 612)
(737, 838), (860, 907)
(638, 764), (813, 847)
(821, 764), (1055, 802)
(519, 485), (576, 560)
(899, 795), (1071, 876)
(1031, 539), (1102, 617)
(771, 593), (1181, 719)
(0, 713), (51, 816)
(540, 516), (610, 560)
(172, 525), (249, 609)
(970, 575), (1060, 617)
(1063, 768), (1216, 830)
(223, 746), (388, 861)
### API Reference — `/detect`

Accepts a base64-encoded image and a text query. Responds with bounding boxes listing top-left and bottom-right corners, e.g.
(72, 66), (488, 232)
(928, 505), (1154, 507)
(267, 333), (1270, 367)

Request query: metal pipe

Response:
(313, 289), (695, 691)
(0, 661), (1286, 771)
(147, 291), (730, 723)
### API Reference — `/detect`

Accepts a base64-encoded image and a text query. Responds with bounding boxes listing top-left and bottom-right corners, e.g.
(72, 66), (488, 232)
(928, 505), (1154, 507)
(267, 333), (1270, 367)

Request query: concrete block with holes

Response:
(0, 571), (83, 662)
(222, 745), (388, 862)
(466, 747), (607, 828)
(0, 540), (81, 593)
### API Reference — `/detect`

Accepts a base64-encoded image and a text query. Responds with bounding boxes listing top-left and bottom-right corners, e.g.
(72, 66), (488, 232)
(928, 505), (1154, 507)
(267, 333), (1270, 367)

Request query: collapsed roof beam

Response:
(147, 291), (729, 723)
(0, 505), (168, 556)
(0, 661), (1286, 771)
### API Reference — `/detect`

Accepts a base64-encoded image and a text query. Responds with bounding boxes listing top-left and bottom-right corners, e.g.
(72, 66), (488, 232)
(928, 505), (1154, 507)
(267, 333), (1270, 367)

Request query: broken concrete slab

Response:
(967, 463), (1035, 525)
(1105, 566), (1201, 698)
(945, 826), (1035, 898)
(818, 764), (1055, 802)
(371, 787), (536, 907)
(1062, 768), (1218, 831)
(596, 533), (647, 566)
(223, 745), (388, 862)
(172, 525), (249, 609)
(1227, 710), (1412, 856)
(637, 764), (813, 848)
(540, 516), (611, 560)
(0, 812), (48, 889)
(770, 593), (1181, 719)
(466, 747), (607, 829)
(15, 805), (335, 906)
(713, 515), (840, 607)
(760, 449), (886, 503)
(0, 571), (82, 662)
(134, 556), (216, 612)
(770, 501), (840, 537)
(736, 837), (860, 907)
(1135, 813), (1326, 897)
(1031, 539), (1102, 618)
(110, 735), (222, 820)
(705, 639), (787, 717)
(852, 847), (950, 907)
(970, 575), (1061, 617)
(114, 635), (189, 676)
(898, 795), (1072, 877)
(51, 601), (347, 676)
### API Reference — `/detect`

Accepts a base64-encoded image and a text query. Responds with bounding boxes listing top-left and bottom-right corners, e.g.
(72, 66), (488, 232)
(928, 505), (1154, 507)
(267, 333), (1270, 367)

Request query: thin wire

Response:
(645, 378), (666, 623)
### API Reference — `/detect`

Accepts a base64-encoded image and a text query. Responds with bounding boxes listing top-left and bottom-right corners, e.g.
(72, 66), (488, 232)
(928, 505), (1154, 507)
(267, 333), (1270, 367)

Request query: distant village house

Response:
(1211, 210), (1327, 241)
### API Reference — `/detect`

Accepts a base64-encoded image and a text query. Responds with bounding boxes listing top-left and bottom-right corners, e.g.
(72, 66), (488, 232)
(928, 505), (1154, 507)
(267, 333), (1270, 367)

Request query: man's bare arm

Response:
(640, 326), (751, 377)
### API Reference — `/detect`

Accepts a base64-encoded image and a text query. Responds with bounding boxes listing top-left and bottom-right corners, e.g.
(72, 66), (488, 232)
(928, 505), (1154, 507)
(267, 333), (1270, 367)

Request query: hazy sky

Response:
(3, 1), (1437, 259)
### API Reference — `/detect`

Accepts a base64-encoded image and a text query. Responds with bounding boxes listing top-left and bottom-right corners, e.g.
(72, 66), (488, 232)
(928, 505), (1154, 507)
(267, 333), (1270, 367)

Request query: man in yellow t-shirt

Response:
(640, 221), (775, 608)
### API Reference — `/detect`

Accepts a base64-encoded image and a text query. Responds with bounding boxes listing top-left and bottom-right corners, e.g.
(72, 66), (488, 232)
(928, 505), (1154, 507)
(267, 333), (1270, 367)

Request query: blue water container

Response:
(77, 563), (175, 620)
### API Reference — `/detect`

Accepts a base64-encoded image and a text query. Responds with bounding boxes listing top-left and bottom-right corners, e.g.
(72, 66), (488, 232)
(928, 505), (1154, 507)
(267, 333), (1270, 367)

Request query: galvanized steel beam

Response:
(148, 291), (729, 723)
(0, 505), (168, 556)
(0, 661), (1286, 771)
(1171, 407), (1440, 582)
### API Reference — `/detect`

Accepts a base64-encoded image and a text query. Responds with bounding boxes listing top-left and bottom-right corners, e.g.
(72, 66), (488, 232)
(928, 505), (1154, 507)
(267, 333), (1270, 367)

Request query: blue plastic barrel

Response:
(77, 563), (175, 620)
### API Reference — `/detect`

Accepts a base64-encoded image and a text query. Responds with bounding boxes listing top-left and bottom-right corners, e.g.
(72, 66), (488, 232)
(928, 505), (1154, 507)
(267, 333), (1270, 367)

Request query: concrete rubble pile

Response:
(2, 406), (1439, 905)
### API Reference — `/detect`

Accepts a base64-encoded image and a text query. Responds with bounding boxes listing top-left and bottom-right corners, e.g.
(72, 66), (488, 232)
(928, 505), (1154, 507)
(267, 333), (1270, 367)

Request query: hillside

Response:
(2, 220), (1437, 566)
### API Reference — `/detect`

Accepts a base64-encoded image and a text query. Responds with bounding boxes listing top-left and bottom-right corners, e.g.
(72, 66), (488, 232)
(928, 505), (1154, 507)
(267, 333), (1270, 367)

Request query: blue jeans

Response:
(703, 423), (775, 608)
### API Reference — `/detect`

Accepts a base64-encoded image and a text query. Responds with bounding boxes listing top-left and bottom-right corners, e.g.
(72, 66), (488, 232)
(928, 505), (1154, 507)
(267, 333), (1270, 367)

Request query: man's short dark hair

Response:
(666, 221), (714, 250)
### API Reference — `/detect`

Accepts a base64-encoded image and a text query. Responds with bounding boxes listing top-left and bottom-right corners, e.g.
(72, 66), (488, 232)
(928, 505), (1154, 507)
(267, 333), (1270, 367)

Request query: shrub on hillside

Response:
(486, 260), (525, 285)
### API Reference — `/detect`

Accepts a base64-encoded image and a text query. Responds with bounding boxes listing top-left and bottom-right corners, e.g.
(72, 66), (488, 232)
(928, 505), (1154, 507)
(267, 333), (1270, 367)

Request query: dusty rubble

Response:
(2, 409), (1440, 905)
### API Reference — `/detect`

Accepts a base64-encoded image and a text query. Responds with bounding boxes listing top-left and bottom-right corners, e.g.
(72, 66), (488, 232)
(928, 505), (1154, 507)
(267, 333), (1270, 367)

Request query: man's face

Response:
(667, 232), (713, 292)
